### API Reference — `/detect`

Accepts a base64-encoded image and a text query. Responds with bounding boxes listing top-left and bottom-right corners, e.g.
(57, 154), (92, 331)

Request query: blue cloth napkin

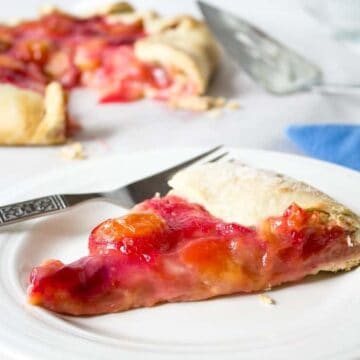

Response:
(286, 124), (360, 171)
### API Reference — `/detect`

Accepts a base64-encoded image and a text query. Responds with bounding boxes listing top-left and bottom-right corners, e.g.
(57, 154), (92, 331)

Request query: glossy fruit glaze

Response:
(0, 11), (191, 102)
(28, 195), (354, 315)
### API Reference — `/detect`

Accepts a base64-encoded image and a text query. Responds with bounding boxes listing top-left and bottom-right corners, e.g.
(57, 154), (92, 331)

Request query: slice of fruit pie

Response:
(0, 2), (219, 145)
(28, 162), (360, 315)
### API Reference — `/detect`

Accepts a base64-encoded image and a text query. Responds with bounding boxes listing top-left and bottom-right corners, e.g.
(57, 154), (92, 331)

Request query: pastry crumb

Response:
(347, 235), (354, 247)
(169, 96), (227, 112)
(226, 100), (241, 110)
(207, 109), (222, 119)
(59, 142), (86, 160)
(169, 96), (214, 112)
(258, 293), (275, 305)
(169, 95), (240, 113)
(214, 97), (226, 108)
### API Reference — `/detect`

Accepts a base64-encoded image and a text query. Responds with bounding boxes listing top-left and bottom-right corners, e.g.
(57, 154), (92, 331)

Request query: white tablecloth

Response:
(1, 0), (360, 189)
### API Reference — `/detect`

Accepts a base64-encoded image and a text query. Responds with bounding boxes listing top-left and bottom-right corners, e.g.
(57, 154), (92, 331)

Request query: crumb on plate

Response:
(225, 100), (241, 110)
(214, 97), (226, 108)
(258, 293), (275, 305)
(59, 142), (86, 160)
(207, 109), (222, 119)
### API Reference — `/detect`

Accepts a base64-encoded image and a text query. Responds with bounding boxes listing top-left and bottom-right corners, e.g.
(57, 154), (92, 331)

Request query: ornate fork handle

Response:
(0, 147), (225, 227)
(0, 193), (101, 226)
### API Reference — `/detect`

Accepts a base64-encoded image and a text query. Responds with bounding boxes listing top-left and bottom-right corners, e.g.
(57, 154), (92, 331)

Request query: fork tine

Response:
(138, 145), (223, 180)
(167, 145), (223, 170)
(122, 145), (224, 203)
(129, 145), (222, 187)
(207, 151), (229, 163)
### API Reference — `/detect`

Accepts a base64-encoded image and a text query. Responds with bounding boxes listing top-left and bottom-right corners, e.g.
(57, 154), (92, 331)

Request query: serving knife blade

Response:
(198, 1), (323, 94)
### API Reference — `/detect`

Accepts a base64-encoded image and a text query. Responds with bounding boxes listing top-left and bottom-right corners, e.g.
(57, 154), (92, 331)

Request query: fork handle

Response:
(0, 193), (101, 227)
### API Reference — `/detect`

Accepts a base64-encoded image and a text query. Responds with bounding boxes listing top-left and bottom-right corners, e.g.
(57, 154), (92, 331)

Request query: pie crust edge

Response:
(0, 82), (66, 145)
(169, 162), (360, 273)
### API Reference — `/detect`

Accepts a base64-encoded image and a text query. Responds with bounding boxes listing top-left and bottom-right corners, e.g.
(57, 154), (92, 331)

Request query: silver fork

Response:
(0, 146), (228, 227)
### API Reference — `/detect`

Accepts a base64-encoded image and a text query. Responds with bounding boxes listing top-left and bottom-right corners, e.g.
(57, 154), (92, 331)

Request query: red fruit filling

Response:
(0, 11), (200, 138)
(28, 196), (357, 315)
(0, 12), (193, 101)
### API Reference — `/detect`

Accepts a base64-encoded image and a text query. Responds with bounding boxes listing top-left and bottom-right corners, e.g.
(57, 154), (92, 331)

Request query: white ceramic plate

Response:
(0, 148), (359, 360)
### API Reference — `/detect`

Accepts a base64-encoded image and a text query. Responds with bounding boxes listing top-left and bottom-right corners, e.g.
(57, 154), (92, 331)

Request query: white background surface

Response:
(1, 2), (360, 357)
(0, 0), (360, 185)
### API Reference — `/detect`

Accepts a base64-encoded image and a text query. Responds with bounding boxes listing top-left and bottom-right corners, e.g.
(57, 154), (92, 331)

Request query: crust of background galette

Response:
(0, 82), (66, 145)
(104, 3), (220, 96)
(0, 2), (219, 145)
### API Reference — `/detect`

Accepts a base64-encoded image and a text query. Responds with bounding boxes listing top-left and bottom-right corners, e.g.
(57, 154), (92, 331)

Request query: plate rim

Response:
(0, 146), (359, 360)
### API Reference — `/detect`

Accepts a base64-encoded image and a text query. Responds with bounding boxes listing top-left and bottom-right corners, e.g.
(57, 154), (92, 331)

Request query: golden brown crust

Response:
(169, 163), (360, 274)
(0, 82), (66, 145)
(97, 2), (134, 15)
(136, 17), (219, 95)
(169, 162), (360, 255)
(105, 6), (220, 95)
(319, 256), (360, 272)
(30, 82), (66, 145)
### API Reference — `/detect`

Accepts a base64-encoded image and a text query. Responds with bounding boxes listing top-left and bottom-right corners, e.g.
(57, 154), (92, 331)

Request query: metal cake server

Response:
(198, 1), (360, 95)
